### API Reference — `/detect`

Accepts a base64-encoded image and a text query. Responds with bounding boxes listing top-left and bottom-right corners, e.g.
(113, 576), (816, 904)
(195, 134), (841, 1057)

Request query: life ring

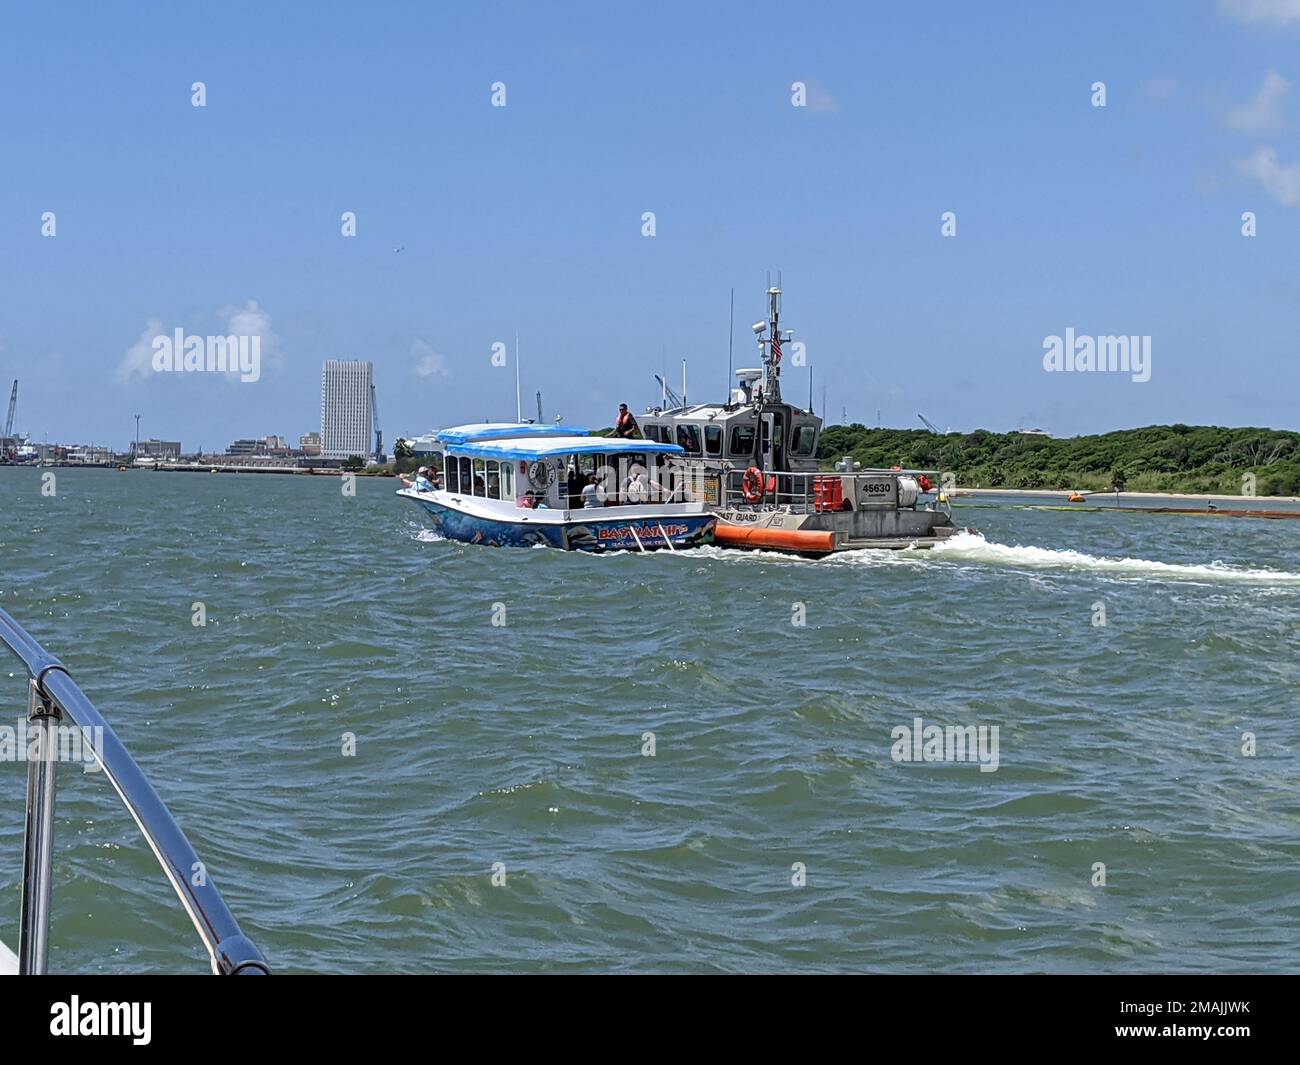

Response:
(741, 466), (776, 503)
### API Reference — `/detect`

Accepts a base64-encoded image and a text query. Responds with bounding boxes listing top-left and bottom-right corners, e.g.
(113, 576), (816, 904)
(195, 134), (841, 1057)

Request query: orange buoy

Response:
(713, 522), (835, 555)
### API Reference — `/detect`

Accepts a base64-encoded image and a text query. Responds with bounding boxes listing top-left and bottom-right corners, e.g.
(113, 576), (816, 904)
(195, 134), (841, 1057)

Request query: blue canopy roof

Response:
(436, 422), (591, 445)
(448, 435), (685, 461)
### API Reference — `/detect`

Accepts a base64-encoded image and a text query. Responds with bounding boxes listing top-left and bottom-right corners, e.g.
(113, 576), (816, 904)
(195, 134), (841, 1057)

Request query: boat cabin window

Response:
(704, 424), (722, 456)
(675, 424), (701, 455)
(472, 458), (486, 495)
(500, 462), (514, 500)
(448, 455), (466, 492)
(729, 424), (755, 458)
(486, 460), (501, 498)
(759, 418), (783, 459)
(791, 424), (818, 457)
(642, 423), (666, 443)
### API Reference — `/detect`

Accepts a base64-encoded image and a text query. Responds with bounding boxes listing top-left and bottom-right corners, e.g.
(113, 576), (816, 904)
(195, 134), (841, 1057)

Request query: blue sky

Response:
(1, 0), (1298, 448)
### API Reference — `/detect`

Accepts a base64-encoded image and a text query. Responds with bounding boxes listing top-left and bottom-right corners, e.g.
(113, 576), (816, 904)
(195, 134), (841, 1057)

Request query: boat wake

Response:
(924, 531), (1300, 584)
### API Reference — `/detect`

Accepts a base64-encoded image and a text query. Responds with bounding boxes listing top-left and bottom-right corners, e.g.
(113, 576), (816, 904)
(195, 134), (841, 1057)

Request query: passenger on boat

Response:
(612, 403), (640, 439)
(580, 472), (606, 508)
(624, 465), (651, 504)
(400, 466), (437, 491)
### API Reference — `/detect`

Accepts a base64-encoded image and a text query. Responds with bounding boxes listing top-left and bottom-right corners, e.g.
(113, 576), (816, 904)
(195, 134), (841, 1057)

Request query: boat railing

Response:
(714, 466), (945, 512)
(0, 606), (270, 975)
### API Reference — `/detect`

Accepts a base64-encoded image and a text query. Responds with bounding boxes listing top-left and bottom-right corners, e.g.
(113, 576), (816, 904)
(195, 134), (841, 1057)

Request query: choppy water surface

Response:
(1, 469), (1297, 973)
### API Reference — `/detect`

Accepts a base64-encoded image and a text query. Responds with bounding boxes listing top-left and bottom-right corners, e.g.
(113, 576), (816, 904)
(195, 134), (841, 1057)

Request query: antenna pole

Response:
(727, 287), (734, 401)
(682, 359), (687, 407)
(514, 331), (522, 423)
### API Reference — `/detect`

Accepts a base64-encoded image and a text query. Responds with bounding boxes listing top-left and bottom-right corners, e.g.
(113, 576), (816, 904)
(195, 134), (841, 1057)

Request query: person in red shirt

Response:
(612, 403), (640, 439)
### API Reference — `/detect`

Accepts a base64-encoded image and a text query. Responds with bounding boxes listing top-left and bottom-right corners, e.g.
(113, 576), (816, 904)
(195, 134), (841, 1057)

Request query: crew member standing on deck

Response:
(612, 403), (640, 439)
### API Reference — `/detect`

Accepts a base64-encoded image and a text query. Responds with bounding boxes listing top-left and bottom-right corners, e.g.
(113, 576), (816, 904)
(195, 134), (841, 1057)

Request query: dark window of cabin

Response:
(704, 425), (722, 456)
(792, 424), (818, 456)
(676, 424), (701, 455)
(729, 424), (755, 458)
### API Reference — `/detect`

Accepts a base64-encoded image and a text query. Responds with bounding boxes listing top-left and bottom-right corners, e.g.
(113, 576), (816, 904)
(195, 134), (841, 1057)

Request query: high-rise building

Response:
(321, 360), (373, 460)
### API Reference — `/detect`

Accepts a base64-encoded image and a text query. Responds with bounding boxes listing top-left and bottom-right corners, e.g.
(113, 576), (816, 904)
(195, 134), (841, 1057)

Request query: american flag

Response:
(770, 334), (782, 364)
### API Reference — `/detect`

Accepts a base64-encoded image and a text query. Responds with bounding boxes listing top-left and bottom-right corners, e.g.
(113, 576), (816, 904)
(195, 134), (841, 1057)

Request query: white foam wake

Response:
(927, 531), (1300, 584)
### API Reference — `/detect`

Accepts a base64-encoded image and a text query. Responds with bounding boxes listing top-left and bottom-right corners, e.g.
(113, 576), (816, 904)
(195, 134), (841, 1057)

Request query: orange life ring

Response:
(741, 466), (776, 503)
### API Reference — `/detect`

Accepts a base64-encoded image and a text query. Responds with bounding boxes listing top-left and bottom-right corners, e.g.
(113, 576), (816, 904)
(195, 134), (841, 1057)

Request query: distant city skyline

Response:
(2, 2), (1299, 447)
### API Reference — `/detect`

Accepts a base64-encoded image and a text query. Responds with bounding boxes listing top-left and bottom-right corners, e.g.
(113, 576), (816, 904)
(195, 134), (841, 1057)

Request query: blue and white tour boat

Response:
(397, 423), (717, 552)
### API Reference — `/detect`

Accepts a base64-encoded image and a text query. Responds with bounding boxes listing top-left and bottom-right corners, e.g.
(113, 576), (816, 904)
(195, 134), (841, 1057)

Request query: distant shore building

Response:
(321, 360), (373, 460)
(298, 431), (322, 457)
(405, 432), (441, 457)
(225, 435), (289, 457)
(130, 439), (181, 461)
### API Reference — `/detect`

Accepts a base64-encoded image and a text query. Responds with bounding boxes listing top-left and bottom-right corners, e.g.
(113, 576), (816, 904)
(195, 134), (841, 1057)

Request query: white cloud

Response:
(411, 338), (449, 378)
(1219, 0), (1300, 24)
(116, 301), (277, 383)
(1228, 69), (1291, 133)
(220, 299), (278, 378)
(116, 317), (165, 381)
(1237, 146), (1300, 206)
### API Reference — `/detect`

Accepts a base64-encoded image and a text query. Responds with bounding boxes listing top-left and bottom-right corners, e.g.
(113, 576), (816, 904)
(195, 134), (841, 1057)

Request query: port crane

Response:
(917, 413), (942, 435)
(370, 383), (385, 464)
(2, 380), (16, 461)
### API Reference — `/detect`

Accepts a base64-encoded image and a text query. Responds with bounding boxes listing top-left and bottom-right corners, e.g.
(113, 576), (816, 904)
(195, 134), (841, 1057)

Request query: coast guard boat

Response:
(637, 285), (963, 555)
(397, 423), (716, 552)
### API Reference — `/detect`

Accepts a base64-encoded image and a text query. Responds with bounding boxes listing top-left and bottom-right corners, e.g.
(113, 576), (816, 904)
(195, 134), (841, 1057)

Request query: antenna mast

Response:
(726, 288), (734, 401)
(514, 331), (522, 423)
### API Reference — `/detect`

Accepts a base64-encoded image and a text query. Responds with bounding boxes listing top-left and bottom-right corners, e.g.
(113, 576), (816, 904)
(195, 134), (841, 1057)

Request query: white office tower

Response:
(321, 360), (373, 460)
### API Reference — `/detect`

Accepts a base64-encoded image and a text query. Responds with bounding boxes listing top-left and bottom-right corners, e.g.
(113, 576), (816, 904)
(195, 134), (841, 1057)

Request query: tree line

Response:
(816, 424), (1300, 496)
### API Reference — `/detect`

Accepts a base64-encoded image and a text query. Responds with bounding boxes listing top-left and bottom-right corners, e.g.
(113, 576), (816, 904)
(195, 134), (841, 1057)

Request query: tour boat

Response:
(397, 423), (716, 552)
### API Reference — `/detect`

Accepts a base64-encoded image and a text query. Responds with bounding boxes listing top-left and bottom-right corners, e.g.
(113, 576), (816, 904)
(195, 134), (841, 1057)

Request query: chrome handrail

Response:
(0, 606), (269, 975)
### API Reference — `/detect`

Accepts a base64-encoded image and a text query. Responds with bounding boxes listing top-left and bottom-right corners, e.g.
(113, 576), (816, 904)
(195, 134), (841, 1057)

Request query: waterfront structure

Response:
(298, 431), (322, 456)
(130, 439), (181, 461)
(226, 435), (291, 457)
(404, 432), (441, 457)
(321, 360), (373, 460)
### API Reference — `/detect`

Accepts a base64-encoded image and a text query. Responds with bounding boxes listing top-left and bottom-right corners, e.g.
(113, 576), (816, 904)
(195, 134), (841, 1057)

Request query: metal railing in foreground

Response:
(0, 606), (269, 975)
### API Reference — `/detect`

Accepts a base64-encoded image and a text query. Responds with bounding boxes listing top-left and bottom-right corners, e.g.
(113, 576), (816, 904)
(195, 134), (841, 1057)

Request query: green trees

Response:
(816, 424), (1300, 495)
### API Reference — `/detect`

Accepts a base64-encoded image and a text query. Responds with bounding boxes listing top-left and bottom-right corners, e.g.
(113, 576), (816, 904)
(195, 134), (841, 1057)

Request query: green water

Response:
(1, 467), (1298, 973)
